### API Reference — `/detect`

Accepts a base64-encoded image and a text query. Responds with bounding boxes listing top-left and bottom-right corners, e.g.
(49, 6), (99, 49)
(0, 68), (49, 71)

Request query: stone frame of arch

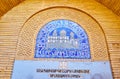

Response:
(16, 7), (109, 61)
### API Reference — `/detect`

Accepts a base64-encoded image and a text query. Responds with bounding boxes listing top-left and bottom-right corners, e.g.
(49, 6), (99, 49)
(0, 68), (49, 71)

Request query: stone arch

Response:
(16, 7), (108, 61)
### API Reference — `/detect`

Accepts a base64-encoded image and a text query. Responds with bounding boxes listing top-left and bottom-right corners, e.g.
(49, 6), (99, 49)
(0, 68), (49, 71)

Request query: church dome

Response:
(60, 30), (66, 36)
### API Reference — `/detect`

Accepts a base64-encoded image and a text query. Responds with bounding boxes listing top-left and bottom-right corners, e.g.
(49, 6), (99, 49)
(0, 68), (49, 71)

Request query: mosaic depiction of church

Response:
(47, 29), (79, 49)
(35, 20), (91, 59)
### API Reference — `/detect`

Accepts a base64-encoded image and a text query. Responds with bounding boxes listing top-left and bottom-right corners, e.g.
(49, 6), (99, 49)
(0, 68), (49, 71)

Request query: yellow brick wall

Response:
(0, 0), (120, 79)
(96, 0), (120, 16)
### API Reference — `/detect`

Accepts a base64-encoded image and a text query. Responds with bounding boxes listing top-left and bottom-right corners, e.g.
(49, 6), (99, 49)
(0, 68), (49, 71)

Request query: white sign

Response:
(12, 60), (113, 79)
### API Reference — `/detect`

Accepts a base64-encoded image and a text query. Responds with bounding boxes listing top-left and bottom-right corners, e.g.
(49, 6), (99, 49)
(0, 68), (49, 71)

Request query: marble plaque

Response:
(11, 60), (113, 79)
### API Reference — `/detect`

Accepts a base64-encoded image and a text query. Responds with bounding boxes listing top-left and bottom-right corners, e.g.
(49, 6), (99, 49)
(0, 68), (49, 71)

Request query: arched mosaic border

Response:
(35, 19), (91, 59)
